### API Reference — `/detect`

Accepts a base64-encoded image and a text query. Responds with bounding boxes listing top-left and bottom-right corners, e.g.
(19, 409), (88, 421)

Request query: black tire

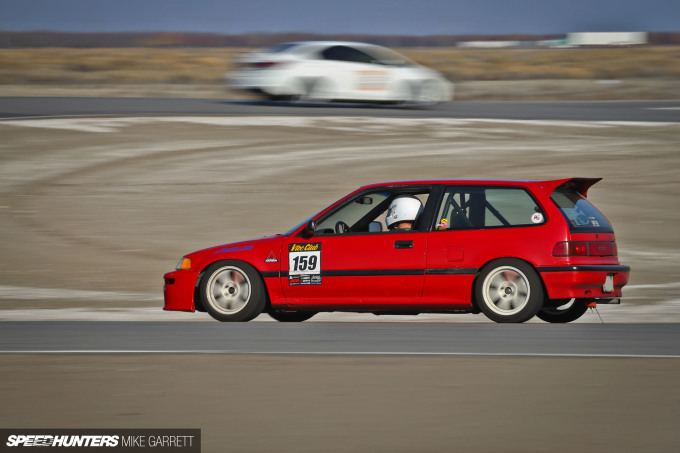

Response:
(475, 258), (544, 323)
(268, 310), (317, 322)
(415, 80), (446, 106)
(303, 78), (334, 103)
(536, 299), (589, 323)
(199, 260), (266, 322)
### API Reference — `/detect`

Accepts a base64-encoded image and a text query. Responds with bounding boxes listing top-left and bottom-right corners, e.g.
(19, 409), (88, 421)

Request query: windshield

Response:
(363, 46), (415, 66)
(551, 189), (613, 233)
(261, 42), (301, 54)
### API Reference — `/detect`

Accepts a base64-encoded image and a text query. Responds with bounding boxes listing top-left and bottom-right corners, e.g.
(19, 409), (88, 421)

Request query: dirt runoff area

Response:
(0, 115), (679, 321)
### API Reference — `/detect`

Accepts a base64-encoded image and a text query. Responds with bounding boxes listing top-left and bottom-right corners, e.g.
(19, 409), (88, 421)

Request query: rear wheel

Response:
(302, 78), (334, 103)
(268, 311), (317, 322)
(536, 299), (589, 323)
(199, 260), (265, 322)
(475, 259), (543, 323)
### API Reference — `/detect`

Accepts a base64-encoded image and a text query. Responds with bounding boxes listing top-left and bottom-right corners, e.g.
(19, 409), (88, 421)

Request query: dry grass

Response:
(1, 46), (680, 85)
(0, 48), (234, 84)
(401, 46), (680, 80)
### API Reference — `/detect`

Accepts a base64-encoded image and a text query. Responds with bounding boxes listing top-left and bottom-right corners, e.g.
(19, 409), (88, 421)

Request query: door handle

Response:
(394, 240), (413, 249)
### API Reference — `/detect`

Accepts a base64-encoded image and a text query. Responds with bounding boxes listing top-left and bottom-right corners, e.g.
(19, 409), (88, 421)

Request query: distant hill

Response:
(0, 31), (651, 48)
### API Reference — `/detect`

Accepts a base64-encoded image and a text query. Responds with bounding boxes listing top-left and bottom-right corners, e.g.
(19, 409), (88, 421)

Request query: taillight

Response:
(553, 241), (617, 257)
(252, 62), (279, 69)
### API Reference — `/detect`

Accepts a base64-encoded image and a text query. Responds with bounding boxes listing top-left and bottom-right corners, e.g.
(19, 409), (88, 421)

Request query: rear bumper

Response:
(226, 71), (291, 95)
(538, 265), (630, 300)
(163, 270), (200, 312)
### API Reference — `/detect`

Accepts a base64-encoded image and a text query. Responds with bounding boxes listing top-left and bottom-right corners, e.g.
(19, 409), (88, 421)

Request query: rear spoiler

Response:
(537, 178), (602, 198)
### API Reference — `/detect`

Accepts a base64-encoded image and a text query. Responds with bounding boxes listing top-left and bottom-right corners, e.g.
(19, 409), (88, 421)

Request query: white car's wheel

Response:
(304, 78), (335, 102)
(416, 80), (447, 105)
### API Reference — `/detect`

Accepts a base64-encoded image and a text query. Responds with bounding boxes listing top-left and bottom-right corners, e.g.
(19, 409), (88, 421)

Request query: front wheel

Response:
(475, 259), (544, 323)
(415, 80), (447, 106)
(536, 299), (589, 323)
(199, 260), (266, 322)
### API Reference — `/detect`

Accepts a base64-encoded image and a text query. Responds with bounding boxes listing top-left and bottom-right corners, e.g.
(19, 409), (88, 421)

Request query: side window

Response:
(435, 186), (544, 230)
(321, 46), (377, 64)
(316, 192), (390, 234)
(314, 191), (430, 235)
(484, 189), (544, 227)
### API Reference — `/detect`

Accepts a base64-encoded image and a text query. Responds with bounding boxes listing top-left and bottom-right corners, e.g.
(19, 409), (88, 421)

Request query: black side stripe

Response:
(426, 268), (478, 275)
(263, 268), (478, 278)
(264, 266), (630, 278)
(324, 269), (424, 277)
(537, 265), (631, 273)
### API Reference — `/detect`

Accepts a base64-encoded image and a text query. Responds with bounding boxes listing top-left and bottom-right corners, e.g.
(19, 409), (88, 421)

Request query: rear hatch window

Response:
(551, 189), (613, 233)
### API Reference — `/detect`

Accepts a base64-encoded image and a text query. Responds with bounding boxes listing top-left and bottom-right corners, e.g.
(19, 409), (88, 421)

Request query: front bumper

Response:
(163, 270), (200, 312)
(538, 265), (630, 300)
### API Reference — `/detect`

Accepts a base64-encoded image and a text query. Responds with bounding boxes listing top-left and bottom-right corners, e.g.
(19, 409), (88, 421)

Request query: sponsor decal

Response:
(265, 249), (278, 263)
(215, 244), (253, 254)
(1, 429), (200, 451)
(531, 213), (544, 224)
(288, 243), (322, 285)
(356, 70), (388, 91)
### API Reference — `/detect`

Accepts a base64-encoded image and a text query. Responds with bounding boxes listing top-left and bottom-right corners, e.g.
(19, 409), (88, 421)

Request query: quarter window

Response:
(550, 189), (613, 233)
(321, 46), (377, 64)
(435, 186), (545, 230)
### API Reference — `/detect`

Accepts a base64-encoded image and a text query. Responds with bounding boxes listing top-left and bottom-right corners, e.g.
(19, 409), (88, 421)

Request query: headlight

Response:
(176, 257), (192, 270)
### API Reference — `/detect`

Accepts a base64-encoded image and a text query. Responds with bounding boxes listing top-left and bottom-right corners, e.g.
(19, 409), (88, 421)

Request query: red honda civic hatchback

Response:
(164, 178), (630, 323)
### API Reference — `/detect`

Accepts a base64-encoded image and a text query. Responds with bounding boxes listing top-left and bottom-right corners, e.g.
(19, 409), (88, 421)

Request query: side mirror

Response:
(303, 219), (316, 237)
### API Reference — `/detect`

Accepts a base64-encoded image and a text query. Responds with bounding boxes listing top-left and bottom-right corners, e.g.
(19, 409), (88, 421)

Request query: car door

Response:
(280, 189), (431, 309)
(281, 232), (426, 309)
(423, 185), (549, 308)
(320, 45), (394, 101)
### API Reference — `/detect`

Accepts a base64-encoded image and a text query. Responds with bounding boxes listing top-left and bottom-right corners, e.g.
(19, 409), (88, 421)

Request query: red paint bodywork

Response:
(163, 179), (630, 314)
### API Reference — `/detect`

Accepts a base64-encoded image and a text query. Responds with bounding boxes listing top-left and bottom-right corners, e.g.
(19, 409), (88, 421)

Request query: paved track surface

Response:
(2, 322), (679, 357)
(2, 97), (680, 121)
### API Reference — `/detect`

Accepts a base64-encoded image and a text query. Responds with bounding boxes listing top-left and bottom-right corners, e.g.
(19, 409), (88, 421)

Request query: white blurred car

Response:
(226, 41), (453, 105)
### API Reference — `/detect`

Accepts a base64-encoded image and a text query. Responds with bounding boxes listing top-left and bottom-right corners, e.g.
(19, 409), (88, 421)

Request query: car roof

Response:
(357, 178), (602, 197)
(285, 41), (382, 47)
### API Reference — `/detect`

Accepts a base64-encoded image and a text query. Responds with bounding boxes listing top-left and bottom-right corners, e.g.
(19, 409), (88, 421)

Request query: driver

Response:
(385, 195), (423, 231)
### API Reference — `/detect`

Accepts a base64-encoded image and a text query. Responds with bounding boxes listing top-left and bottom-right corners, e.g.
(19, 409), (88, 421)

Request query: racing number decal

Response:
(356, 70), (388, 90)
(289, 243), (322, 285)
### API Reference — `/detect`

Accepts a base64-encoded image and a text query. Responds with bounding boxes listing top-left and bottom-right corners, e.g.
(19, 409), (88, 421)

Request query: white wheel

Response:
(205, 266), (251, 314)
(476, 259), (543, 323)
(199, 260), (265, 322)
(415, 80), (446, 105)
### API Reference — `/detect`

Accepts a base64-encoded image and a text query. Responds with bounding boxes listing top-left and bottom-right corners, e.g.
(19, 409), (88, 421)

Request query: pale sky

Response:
(1, 0), (678, 35)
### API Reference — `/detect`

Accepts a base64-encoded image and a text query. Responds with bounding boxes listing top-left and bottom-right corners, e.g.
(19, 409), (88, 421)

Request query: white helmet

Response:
(385, 195), (423, 229)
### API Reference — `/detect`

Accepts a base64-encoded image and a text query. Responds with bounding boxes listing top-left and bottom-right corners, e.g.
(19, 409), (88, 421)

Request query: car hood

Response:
(186, 234), (286, 272)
